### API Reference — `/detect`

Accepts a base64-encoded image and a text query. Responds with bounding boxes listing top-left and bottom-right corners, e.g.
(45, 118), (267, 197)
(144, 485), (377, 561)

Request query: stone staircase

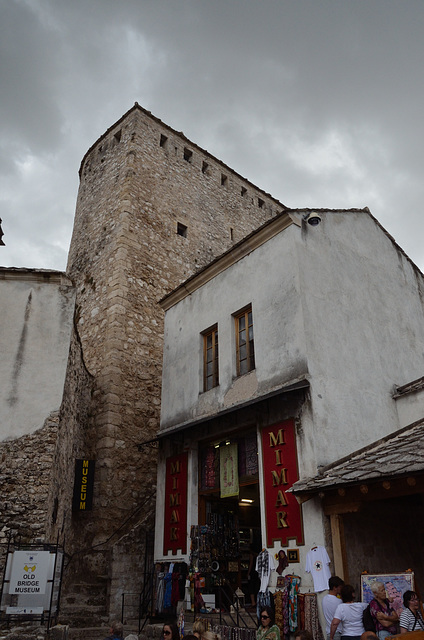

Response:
(56, 578), (109, 629)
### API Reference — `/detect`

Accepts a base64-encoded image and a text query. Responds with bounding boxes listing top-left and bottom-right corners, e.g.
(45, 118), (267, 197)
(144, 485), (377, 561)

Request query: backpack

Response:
(363, 604), (376, 632)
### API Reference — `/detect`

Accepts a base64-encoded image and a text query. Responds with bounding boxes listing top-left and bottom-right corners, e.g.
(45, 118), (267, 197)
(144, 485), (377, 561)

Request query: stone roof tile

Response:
(291, 420), (424, 493)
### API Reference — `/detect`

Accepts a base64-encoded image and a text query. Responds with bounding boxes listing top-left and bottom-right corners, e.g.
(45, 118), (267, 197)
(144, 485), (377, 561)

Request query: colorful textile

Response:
(194, 573), (205, 613)
(273, 588), (286, 635)
(241, 434), (259, 476)
(220, 443), (239, 497)
(304, 591), (324, 640)
(202, 447), (217, 489)
(298, 593), (305, 632)
(171, 571), (180, 607)
(178, 608), (184, 638)
(155, 571), (165, 613)
(163, 571), (173, 610)
(257, 590), (272, 620)
(286, 574), (301, 631)
(213, 625), (256, 640)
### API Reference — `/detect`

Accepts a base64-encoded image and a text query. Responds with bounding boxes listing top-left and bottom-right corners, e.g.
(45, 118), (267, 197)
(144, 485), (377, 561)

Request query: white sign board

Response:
(6, 607), (44, 615)
(9, 551), (50, 595)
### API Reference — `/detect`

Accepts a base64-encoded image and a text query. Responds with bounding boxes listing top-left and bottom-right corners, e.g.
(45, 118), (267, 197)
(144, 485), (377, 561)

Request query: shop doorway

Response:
(343, 493), (424, 591)
(197, 430), (261, 603)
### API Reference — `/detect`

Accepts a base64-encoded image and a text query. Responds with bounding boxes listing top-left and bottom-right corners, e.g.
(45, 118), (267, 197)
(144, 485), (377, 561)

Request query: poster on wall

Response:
(261, 419), (304, 547)
(163, 452), (188, 555)
(220, 443), (239, 498)
(361, 572), (414, 615)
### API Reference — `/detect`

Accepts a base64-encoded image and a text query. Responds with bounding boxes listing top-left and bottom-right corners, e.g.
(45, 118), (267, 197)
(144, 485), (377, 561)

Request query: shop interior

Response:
(193, 430), (262, 604)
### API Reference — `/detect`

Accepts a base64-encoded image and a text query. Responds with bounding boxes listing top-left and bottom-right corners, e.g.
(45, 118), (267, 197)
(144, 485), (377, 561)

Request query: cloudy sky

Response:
(1, 0), (424, 272)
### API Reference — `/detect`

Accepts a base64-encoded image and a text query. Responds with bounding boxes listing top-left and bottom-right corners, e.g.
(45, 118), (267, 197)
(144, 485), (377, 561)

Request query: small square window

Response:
(221, 174), (227, 186)
(241, 187), (247, 196)
(258, 198), (264, 209)
(184, 148), (193, 162)
(177, 222), (187, 238)
(202, 161), (209, 174)
(160, 134), (168, 147)
(114, 130), (122, 143)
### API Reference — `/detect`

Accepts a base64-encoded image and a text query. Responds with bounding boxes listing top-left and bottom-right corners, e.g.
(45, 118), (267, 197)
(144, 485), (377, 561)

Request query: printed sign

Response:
(261, 420), (304, 546)
(72, 459), (95, 511)
(9, 550), (50, 595)
(163, 453), (188, 555)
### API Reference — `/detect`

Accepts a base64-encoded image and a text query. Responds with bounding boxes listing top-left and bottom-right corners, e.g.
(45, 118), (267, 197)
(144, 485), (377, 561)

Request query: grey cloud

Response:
(1, 0), (424, 272)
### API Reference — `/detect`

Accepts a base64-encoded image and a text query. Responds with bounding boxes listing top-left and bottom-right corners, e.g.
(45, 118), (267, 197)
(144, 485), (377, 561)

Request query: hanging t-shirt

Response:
(256, 549), (276, 592)
(305, 545), (331, 592)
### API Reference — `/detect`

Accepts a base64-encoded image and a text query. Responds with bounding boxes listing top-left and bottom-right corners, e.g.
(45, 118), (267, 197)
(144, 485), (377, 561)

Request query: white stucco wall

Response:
(395, 387), (424, 428)
(296, 210), (424, 464)
(0, 269), (75, 441)
(160, 210), (424, 469)
(161, 224), (307, 430)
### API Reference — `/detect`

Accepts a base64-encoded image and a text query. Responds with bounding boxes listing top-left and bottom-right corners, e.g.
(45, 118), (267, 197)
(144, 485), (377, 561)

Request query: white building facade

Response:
(0, 268), (75, 441)
(153, 208), (424, 610)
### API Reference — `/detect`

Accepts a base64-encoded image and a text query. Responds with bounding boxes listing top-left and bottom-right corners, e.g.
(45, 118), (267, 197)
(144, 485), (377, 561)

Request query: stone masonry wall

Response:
(62, 103), (287, 617)
(0, 412), (59, 570)
(46, 326), (94, 545)
(44, 324), (111, 624)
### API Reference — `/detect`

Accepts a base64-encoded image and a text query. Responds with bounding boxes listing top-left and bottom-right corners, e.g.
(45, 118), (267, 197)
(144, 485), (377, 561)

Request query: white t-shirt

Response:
(334, 602), (367, 637)
(322, 594), (342, 634)
(305, 546), (331, 592)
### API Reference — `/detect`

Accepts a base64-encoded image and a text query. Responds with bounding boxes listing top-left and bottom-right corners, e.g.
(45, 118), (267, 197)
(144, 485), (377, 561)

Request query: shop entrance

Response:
(196, 430), (261, 605)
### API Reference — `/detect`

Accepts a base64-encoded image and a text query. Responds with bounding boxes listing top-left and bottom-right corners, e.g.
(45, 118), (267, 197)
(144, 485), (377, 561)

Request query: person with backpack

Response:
(368, 582), (398, 640)
(399, 590), (424, 633)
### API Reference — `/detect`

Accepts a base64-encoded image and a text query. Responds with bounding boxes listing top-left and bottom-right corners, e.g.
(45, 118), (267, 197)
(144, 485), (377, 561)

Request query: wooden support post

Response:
(330, 513), (348, 582)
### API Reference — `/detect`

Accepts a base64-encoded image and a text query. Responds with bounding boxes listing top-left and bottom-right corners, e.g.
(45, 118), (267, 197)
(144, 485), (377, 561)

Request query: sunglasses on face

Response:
(163, 631), (172, 636)
(261, 615), (270, 619)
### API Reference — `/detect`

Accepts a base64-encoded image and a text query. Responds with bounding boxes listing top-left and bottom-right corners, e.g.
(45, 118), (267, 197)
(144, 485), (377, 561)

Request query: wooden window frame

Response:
(203, 325), (219, 391)
(235, 306), (255, 376)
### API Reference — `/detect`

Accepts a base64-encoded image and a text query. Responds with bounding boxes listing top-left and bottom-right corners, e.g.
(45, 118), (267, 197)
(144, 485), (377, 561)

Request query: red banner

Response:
(261, 420), (304, 547)
(163, 453), (188, 555)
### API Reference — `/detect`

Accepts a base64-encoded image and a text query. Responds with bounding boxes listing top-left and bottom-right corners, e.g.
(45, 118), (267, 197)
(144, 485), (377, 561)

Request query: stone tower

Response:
(52, 103), (287, 620)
